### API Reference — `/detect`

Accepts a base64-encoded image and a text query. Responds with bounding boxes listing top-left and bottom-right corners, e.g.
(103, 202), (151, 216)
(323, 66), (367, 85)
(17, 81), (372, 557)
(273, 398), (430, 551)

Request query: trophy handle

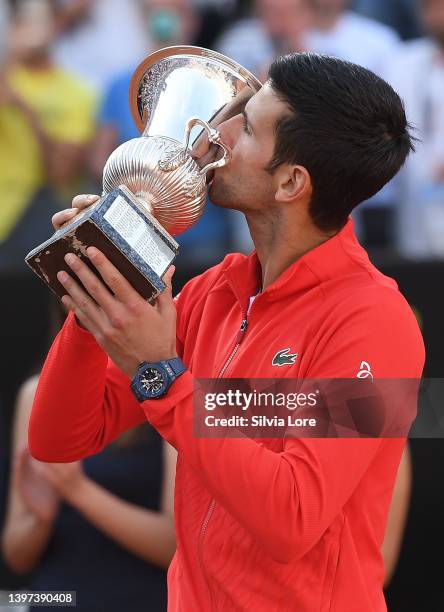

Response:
(183, 117), (231, 175)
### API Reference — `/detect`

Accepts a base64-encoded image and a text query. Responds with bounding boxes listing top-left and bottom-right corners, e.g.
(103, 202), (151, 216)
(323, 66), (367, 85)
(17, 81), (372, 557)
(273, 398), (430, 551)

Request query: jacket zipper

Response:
(198, 313), (249, 608)
(218, 318), (248, 378)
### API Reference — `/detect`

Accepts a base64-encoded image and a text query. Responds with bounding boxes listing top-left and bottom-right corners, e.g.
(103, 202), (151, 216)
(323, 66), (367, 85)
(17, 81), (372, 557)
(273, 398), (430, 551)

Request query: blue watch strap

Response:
(165, 357), (187, 378)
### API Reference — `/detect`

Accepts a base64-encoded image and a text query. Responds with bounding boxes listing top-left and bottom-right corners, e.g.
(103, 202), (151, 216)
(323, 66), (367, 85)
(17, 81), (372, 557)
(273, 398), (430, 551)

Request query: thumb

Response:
(157, 265), (175, 312)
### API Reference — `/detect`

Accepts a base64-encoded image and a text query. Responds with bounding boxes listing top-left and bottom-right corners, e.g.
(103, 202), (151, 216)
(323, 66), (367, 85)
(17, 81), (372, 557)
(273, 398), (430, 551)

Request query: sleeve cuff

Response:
(141, 370), (194, 419)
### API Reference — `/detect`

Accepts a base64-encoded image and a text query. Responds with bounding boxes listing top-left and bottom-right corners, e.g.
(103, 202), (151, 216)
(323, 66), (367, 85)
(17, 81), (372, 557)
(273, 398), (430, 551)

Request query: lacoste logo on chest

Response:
(272, 348), (298, 367)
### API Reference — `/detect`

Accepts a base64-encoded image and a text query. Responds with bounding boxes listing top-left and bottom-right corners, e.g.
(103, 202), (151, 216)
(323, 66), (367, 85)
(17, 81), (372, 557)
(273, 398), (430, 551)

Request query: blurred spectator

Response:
(91, 0), (233, 288)
(383, 0), (444, 259)
(353, 0), (422, 41)
(52, 0), (148, 92)
(192, 0), (237, 49)
(0, 2), (96, 571)
(0, 0), (10, 61)
(216, 0), (315, 77)
(90, 0), (199, 182)
(1, 369), (176, 612)
(0, 0), (96, 271)
(306, 0), (400, 75)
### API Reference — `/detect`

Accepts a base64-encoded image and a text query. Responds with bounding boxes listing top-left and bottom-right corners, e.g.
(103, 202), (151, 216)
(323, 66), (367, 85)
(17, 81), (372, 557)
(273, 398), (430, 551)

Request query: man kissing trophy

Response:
(25, 46), (261, 301)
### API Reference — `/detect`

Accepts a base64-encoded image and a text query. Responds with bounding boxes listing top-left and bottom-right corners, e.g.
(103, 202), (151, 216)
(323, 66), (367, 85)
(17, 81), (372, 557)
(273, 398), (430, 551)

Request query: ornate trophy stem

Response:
(182, 117), (231, 175)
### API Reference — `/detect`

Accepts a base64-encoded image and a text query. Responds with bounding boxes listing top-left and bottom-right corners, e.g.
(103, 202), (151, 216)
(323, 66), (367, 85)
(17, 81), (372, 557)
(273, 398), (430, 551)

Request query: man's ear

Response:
(275, 164), (312, 204)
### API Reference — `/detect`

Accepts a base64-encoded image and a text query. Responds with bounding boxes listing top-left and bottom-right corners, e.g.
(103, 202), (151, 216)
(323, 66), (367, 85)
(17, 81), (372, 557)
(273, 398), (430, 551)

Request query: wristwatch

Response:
(130, 358), (187, 401)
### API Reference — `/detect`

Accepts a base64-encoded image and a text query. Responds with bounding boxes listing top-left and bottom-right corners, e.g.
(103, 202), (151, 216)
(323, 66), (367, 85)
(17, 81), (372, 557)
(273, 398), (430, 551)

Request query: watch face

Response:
(140, 367), (165, 395)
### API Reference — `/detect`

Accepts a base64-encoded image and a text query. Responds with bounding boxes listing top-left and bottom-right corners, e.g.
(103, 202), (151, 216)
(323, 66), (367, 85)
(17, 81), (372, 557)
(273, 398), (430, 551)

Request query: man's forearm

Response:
(28, 312), (145, 461)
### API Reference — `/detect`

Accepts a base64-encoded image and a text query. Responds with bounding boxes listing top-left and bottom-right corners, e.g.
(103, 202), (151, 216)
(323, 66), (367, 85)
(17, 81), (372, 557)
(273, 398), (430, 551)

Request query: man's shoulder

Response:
(310, 274), (425, 378)
(326, 267), (410, 315)
(316, 256), (419, 341)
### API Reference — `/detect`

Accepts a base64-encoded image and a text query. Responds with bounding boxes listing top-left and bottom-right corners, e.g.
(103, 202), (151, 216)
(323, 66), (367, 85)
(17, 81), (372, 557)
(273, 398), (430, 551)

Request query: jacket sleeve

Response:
(141, 295), (425, 563)
(28, 312), (147, 461)
(28, 262), (222, 462)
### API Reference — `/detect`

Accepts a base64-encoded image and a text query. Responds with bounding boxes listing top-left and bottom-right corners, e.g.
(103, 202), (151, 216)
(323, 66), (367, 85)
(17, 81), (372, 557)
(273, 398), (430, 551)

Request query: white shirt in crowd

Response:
(305, 11), (400, 75)
(0, 0), (10, 61)
(52, 0), (149, 92)
(217, 10), (399, 78)
(383, 38), (444, 259)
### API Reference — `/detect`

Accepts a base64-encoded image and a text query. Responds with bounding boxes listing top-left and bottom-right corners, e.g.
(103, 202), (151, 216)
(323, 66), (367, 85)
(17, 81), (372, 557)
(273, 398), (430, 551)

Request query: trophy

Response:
(25, 46), (261, 302)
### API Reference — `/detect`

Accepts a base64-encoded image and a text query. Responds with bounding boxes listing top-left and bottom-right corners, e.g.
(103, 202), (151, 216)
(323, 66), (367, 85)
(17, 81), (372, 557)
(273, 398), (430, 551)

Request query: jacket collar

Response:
(223, 218), (376, 307)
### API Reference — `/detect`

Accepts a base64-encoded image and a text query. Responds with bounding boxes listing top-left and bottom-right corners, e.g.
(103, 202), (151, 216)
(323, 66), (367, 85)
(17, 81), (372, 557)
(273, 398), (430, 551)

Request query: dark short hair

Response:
(267, 53), (414, 232)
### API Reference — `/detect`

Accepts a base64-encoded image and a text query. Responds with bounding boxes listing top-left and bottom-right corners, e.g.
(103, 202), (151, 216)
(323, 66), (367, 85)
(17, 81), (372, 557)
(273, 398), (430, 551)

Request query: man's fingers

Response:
(157, 265), (175, 312)
(60, 295), (96, 334)
(52, 195), (100, 230)
(63, 252), (117, 313)
(57, 268), (105, 330)
(52, 208), (77, 230)
(85, 247), (140, 305)
(72, 194), (100, 209)
(163, 265), (175, 294)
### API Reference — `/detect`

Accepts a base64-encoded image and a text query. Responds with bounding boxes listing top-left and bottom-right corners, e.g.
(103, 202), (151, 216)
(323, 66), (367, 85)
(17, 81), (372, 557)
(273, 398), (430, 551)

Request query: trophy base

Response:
(25, 186), (179, 303)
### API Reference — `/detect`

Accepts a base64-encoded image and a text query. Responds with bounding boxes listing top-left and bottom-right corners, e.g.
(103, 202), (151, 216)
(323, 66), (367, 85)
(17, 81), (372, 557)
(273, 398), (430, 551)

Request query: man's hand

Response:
(52, 193), (100, 230)
(57, 247), (177, 378)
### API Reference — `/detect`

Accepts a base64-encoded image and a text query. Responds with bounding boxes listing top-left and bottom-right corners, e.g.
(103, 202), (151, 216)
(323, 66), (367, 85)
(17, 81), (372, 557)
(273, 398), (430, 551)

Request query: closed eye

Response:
(242, 110), (252, 135)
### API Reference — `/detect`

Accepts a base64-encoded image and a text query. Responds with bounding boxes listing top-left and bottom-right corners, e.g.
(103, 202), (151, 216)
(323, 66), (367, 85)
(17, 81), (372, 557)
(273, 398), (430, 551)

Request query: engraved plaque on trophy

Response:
(25, 46), (261, 302)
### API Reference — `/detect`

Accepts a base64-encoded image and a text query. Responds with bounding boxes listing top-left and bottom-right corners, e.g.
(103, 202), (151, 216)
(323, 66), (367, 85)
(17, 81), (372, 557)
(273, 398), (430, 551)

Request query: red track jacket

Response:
(29, 219), (424, 611)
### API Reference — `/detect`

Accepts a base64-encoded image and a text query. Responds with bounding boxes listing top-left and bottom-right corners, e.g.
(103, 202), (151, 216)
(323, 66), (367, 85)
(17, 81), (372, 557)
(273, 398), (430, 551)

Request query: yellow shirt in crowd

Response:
(0, 65), (96, 242)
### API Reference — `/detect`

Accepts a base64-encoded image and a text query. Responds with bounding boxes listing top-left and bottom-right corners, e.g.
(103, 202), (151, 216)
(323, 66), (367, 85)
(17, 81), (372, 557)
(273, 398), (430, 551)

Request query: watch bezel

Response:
(131, 358), (186, 402)
(138, 364), (168, 398)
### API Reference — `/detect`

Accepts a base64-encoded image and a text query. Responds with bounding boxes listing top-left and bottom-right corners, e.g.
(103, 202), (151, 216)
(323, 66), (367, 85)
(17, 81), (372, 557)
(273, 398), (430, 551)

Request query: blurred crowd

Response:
(1, 0), (443, 271)
(1, 0), (444, 611)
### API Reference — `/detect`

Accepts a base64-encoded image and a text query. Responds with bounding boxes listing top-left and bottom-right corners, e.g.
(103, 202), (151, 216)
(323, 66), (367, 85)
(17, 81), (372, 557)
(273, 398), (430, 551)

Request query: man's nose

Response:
(216, 115), (240, 150)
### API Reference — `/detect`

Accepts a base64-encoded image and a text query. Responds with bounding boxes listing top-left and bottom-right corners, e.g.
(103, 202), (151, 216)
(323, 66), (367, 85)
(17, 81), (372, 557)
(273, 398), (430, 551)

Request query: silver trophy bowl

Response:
(102, 46), (262, 236)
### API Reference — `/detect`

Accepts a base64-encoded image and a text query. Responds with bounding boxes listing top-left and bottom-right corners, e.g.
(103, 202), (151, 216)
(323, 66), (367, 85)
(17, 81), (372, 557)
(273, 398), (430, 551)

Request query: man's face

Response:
(421, 0), (444, 44)
(208, 84), (290, 213)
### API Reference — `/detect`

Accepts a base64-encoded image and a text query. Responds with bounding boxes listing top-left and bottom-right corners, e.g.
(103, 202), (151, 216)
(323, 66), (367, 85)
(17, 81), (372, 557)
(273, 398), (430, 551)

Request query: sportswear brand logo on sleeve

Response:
(357, 361), (374, 381)
(272, 348), (298, 367)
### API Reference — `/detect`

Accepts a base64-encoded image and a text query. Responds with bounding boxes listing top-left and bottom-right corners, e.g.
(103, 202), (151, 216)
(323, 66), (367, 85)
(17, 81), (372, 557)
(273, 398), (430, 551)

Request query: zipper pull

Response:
(236, 319), (248, 344)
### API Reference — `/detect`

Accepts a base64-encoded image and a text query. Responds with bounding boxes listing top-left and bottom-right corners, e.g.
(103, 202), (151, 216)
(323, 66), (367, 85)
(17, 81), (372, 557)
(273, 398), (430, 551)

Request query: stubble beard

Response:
(209, 176), (240, 210)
